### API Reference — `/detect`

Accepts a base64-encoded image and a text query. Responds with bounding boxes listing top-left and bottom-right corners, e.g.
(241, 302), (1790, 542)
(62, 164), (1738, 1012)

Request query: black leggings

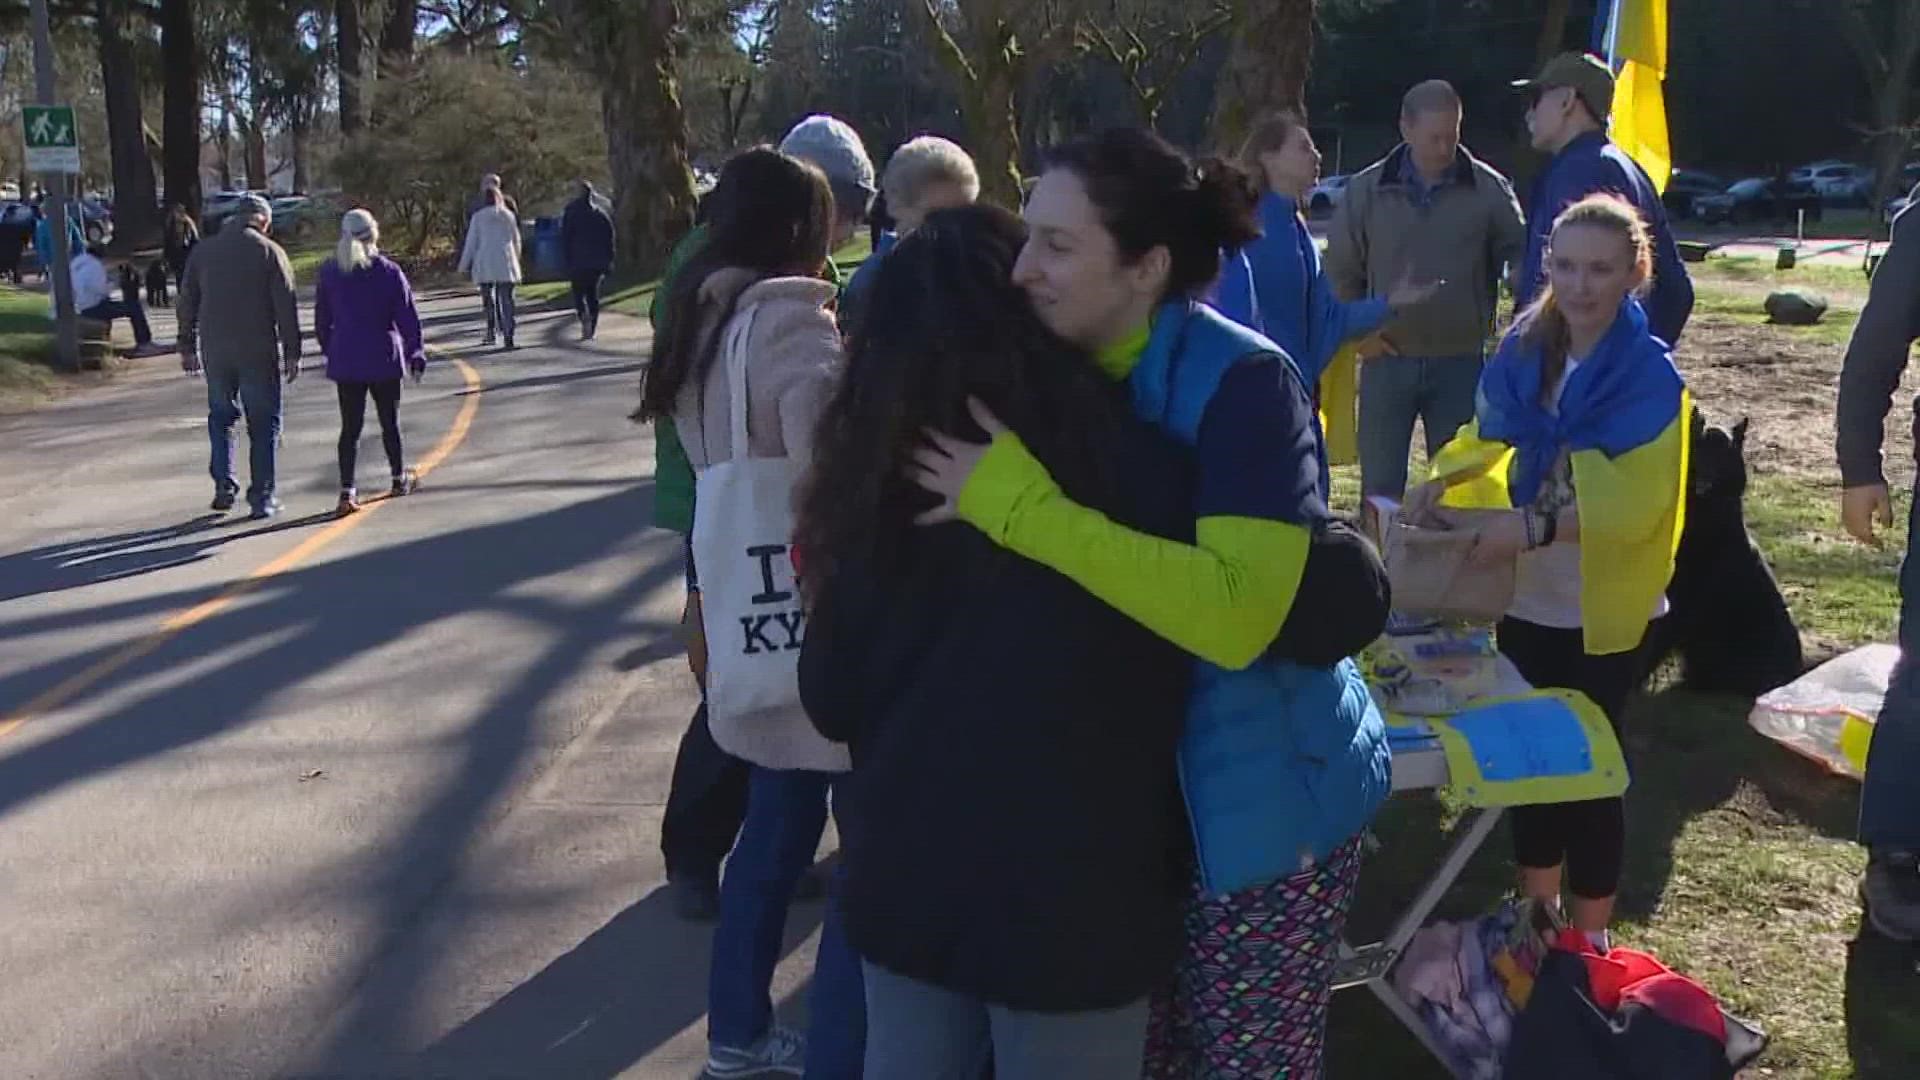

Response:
(336, 379), (403, 489)
(1497, 616), (1650, 900)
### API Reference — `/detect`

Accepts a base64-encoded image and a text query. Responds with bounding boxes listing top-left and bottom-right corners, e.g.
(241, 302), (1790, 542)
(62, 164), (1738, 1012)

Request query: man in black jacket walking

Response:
(1837, 199), (1920, 943)
(560, 181), (615, 340)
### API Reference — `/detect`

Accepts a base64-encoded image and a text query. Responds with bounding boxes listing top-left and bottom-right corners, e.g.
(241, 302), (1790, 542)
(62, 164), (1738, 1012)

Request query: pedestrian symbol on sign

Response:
(23, 105), (79, 173)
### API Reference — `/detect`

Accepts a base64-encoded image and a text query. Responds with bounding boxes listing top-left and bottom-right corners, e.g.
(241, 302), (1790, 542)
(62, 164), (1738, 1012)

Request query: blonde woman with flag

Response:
(1405, 192), (1688, 947)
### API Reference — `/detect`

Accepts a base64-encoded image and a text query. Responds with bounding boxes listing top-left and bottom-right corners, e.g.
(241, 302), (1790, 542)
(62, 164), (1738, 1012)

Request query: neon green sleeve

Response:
(956, 433), (1309, 670)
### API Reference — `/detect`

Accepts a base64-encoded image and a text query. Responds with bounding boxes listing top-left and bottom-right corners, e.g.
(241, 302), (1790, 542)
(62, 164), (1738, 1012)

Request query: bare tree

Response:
(1076, 0), (1233, 130)
(338, 0), (366, 133)
(1838, 0), (1920, 211)
(160, 0), (203, 216)
(918, 0), (1078, 208)
(538, 0), (699, 272)
(95, 0), (161, 244)
(1208, 0), (1315, 152)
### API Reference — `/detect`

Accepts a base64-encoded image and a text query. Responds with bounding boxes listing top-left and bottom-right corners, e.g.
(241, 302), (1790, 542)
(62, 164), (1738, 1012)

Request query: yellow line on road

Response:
(0, 356), (484, 742)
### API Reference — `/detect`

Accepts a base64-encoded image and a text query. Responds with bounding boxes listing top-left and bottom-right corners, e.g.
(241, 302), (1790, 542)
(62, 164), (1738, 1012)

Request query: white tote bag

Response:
(691, 304), (813, 767)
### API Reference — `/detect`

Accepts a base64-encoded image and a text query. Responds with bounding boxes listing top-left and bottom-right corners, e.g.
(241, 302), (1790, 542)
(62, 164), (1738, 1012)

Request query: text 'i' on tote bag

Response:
(690, 304), (810, 765)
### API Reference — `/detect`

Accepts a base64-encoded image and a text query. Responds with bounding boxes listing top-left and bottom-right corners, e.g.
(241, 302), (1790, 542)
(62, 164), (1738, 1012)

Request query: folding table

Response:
(1331, 637), (1622, 1078)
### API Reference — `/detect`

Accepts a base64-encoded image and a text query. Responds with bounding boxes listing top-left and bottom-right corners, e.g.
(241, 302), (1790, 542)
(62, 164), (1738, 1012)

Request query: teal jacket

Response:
(1130, 301), (1391, 893)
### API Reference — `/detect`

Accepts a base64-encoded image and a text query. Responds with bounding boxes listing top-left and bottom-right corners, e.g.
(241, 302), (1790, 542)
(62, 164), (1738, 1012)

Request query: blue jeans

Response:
(480, 282), (516, 341)
(1358, 353), (1483, 498)
(206, 364), (283, 509)
(709, 766), (864, 1075)
(863, 963), (1148, 1080)
(1862, 483), (1920, 852)
(82, 298), (152, 346)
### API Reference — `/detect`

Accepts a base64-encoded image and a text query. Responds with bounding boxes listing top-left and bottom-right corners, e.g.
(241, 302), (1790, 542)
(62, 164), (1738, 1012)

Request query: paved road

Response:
(0, 288), (826, 1078)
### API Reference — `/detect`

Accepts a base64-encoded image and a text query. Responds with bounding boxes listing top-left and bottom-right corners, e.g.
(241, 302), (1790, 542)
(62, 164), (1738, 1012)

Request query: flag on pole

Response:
(1594, 0), (1671, 193)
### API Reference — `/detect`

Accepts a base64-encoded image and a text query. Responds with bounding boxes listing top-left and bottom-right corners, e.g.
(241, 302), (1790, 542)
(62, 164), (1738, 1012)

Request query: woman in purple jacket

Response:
(315, 209), (425, 517)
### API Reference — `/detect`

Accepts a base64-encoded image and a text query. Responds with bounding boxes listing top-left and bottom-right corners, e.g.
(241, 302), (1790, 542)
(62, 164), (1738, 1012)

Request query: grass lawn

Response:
(0, 285), (98, 411)
(1328, 254), (1920, 1078)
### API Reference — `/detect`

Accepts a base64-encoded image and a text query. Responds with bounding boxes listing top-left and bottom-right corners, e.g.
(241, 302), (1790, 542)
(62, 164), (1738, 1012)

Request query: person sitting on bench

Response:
(66, 243), (165, 357)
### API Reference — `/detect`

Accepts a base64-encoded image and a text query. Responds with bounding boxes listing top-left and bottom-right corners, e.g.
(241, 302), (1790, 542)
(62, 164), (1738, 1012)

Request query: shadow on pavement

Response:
(461, 363), (643, 397)
(372, 887), (825, 1080)
(2, 484), (693, 1073)
(0, 510), (333, 604)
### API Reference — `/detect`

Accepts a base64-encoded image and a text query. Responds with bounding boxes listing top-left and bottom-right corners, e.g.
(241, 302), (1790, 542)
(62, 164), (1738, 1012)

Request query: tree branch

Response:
(1837, 0), (1890, 84)
(919, 0), (978, 86)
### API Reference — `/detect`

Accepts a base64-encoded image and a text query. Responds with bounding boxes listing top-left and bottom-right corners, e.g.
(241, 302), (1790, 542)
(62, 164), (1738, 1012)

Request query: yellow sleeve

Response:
(956, 433), (1310, 670)
(1430, 418), (1516, 510)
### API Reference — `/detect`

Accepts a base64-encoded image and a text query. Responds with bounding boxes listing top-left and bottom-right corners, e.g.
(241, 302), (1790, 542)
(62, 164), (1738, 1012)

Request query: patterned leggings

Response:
(1142, 837), (1364, 1079)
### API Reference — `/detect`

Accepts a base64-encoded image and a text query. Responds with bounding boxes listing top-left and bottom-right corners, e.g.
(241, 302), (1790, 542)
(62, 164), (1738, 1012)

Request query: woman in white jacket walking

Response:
(458, 187), (522, 350)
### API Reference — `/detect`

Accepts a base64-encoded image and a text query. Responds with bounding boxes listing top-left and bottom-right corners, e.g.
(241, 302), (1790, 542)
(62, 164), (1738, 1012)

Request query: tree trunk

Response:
(380, 0), (419, 72)
(1870, 3), (1920, 213)
(160, 0), (202, 217)
(337, 0), (365, 134)
(292, 109), (310, 193)
(1534, 0), (1574, 71)
(97, 0), (161, 247)
(920, 2), (1030, 209)
(592, 0), (698, 274)
(216, 97), (233, 191)
(1208, 0), (1315, 153)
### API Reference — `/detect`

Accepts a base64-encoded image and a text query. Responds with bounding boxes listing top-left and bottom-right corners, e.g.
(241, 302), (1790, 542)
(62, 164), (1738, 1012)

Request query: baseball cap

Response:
(779, 114), (877, 218)
(1513, 52), (1614, 119)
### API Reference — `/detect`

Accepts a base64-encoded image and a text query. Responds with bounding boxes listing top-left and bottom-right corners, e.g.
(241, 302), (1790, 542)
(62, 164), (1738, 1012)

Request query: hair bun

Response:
(1190, 157), (1263, 251)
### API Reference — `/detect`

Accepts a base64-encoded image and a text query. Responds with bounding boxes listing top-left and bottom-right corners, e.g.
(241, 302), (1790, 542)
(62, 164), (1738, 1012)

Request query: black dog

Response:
(1645, 411), (1805, 696)
(144, 259), (170, 307)
(117, 261), (141, 305)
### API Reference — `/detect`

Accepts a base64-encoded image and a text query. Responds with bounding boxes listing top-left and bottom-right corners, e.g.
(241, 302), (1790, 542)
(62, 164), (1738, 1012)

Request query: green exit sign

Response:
(23, 105), (78, 173)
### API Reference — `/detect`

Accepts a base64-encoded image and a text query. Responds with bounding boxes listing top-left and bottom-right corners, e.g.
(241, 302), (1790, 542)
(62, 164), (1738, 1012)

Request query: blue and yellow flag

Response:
(1595, 0), (1671, 193)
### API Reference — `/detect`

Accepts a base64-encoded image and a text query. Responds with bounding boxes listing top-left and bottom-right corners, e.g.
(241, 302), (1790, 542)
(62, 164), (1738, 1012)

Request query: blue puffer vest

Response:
(1128, 300), (1392, 896)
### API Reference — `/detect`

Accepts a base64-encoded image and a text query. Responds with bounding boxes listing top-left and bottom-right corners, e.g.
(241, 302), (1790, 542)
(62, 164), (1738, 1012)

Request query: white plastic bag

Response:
(1748, 644), (1899, 779)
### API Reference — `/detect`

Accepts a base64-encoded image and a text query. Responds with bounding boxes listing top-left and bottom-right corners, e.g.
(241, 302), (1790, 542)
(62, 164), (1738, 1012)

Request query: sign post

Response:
(28, 0), (78, 371)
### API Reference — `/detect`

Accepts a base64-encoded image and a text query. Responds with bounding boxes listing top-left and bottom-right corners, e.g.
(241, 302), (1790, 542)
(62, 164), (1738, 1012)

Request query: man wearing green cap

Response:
(1514, 51), (1693, 344)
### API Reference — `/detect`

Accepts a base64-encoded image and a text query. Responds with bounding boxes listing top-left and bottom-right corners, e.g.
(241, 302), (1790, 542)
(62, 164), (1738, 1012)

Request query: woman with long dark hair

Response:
(634, 146), (861, 1079)
(795, 204), (1195, 1077)
(907, 128), (1391, 1076)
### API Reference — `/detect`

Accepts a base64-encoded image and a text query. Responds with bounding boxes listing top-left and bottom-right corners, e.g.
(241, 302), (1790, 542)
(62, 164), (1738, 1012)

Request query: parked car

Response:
(75, 196), (112, 243)
(1307, 174), (1350, 216)
(1662, 168), (1727, 220)
(1792, 162), (1874, 205)
(1695, 177), (1824, 225)
(199, 189), (258, 233)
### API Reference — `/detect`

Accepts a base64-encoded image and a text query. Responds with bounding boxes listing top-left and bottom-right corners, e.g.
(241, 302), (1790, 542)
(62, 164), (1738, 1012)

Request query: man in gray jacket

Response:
(178, 194), (302, 520)
(1836, 200), (1920, 943)
(1326, 79), (1528, 498)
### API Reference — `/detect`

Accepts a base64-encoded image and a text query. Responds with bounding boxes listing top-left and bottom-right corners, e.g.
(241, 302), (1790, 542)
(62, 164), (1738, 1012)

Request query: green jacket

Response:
(648, 224), (843, 535)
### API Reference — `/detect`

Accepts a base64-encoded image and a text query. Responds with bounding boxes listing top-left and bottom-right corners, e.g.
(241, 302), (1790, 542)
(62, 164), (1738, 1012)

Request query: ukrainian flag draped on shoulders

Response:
(1429, 297), (1690, 656)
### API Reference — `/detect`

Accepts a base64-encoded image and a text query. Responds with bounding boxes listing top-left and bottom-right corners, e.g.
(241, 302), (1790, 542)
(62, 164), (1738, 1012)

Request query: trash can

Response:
(529, 216), (565, 282)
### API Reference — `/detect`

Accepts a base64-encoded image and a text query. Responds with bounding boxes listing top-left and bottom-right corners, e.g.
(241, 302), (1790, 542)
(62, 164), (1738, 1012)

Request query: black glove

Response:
(1268, 517), (1391, 668)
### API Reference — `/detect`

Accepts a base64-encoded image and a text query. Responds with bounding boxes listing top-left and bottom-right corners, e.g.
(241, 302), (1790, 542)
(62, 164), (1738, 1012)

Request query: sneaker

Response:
(503, 337), (518, 352)
(705, 1027), (805, 1078)
(1862, 850), (1920, 941)
(585, 314), (598, 341)
(249, 497), (284, 521)
(390, 470), (419, 497)
(670, 875), (720, 922)
(211, 488), (238, 513)
(481, 333), (497, 347)
(335, 490), (360, 518)
(127, 342), (169, 358)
